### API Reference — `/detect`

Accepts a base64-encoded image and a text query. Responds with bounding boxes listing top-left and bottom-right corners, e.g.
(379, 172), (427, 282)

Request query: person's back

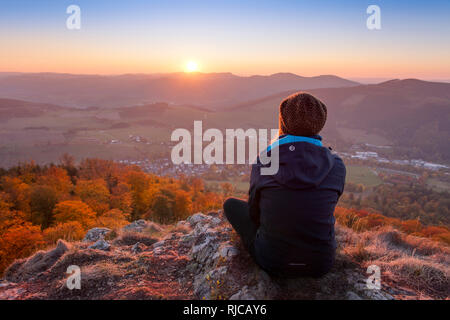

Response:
(223, 92), (346, 278)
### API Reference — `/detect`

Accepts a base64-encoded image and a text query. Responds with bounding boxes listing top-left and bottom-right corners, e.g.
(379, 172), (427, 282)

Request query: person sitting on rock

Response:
(223, 92), (346, 278)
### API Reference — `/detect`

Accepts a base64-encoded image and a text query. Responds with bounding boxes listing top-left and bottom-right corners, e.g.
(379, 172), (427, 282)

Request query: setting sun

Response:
(185, 61), (199, 72)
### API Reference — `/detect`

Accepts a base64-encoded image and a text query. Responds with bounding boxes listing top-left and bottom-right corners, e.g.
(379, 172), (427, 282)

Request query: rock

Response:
(153, 246), (164, 256)
(210, 217), (222, 227)
(83, 227), (111, 242)
(229, 286), (257, 300)
(4, 240), (71, 282)
(88, 239), (111, 251)
(1, 212), (408, 300)
(227, 268), (279, 300)
(152, 240), (166, 248)
(180, 234), (196, 247)
(146, 221), (164, 233)
(346, 291), (363, 300)
(193, 266), (228, 299)
(131, 242), (145, 254)
(164, 232), (183, 240)
(123, 220), (162, 233)
(218, 243), (239, 258)
(176, 220), (188, 227)
(191, 232), (221, 268)
(187, 213), (210, 227)
(192, 222), (209, 236)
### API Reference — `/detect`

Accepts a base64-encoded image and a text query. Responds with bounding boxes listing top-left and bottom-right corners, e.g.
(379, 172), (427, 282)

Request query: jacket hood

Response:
(267, 137), (336, 189)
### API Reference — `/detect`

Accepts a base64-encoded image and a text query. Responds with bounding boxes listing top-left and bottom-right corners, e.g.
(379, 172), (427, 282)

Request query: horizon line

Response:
(1, 70), (449, 84)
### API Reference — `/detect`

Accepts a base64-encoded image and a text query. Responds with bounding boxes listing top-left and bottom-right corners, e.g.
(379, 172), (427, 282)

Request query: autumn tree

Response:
(174, 190), (192, 220)
(59, 153), (78, 184)
(0, 176), (31, 214)
(126, 171), (152, 220)
(109, 182), (132, 216)
(29, 185), (58, 228)
(74, 179), (111, 215)
(221, 182), (234, 198)
(151, 193), (174, 224)
(37, 166), (72, 200)
(52, 200), (96, 229)
(95, 209), (129, 230)
(43, 221), (84, 244)
(0, 222), (44, 274)
(190, 177), (204, 195)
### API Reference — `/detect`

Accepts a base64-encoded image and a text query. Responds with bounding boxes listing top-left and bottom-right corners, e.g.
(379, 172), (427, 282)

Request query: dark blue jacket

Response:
(249, 135), (346, 277)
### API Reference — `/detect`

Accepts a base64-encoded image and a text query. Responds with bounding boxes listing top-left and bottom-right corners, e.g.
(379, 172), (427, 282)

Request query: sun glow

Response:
(185, 61), (199, 72)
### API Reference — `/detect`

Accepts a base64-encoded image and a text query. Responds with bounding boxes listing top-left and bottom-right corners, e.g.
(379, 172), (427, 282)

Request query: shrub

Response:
(53, 200), (96, 229)
(43, 221), (85, 244)
(96, 209), (129, 231)
(0, 223), (44, 274)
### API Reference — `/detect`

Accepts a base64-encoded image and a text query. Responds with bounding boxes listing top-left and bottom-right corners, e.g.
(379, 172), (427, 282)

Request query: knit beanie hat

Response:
(278, 92), (327, 137)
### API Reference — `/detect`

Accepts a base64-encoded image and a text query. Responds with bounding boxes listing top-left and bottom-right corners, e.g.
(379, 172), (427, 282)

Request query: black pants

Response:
(223, 198), (258, 259)
(223, 198), (334, 278)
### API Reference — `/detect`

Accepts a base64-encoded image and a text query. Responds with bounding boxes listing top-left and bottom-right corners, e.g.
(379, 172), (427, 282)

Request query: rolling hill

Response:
(223, 79), (450, 162)
(0, 78), (449, 166)
(0, 98), (66, 123)
(0, 72), (358, 109)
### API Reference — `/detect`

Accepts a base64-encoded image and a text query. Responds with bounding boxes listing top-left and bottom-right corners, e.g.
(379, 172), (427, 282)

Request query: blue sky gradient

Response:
(1, 0), (449, 79)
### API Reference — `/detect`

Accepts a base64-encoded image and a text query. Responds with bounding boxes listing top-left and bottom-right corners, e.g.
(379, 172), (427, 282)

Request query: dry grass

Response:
(112, 231), (158, 246)
(336, 224), (450, 299)
(168, 223), (192, 235)
(344, 241), (372, 262)
(375, 257), (449, 297)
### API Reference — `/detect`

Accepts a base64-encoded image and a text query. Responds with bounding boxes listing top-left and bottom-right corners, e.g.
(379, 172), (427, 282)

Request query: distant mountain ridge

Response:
(0, 98), (66, 122)
(223, 79), (450, 162)
(0, 77), (449, 163)
(0, 72), (358, 109)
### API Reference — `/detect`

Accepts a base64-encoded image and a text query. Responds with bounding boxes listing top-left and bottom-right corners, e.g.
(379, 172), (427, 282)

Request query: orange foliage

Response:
(53, 200), (96, 229)
(0, 222), (44, 274)
(37, 166), (73, 198)
(335, 207), (450, 245)
(0, 159), (227, 275)
(43, 221), (85, 244)
(174, 190), (192, 220)
(74, 179), (111, 215)
(0, 176), (31, 213)
(95, 209), (129, 230)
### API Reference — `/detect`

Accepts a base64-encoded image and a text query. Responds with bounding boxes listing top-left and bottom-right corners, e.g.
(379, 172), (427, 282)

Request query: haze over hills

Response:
(224, 79), (450, 162)
(0, 72), (358, 109)
(0, 98), (66, 122)
(0, 76), (449, 166)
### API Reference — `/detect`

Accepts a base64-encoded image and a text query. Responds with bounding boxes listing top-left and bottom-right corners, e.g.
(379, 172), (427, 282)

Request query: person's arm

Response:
(335, 156), (347, 197)
(248, 163), (261, 227)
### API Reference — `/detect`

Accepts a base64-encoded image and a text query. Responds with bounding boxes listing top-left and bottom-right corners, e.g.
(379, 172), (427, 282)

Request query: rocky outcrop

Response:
(184, 212), (395, 300)
(4, 240), (71, 283)
(122, 220), (162, 234)
(83, 228), (111, 242)
(88, 239), (111, 251)
(2, 211), (444, 300)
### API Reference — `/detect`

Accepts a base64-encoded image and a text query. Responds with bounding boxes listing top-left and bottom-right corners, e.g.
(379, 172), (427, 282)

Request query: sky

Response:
(1, 0), (450, 80)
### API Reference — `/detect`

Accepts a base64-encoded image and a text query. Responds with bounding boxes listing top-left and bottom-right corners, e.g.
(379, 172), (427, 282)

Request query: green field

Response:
(204, 165), (383, 195)
(345, 165), (383, 187)
(205, 179), (250, 195)
(427, 178), (450, 192)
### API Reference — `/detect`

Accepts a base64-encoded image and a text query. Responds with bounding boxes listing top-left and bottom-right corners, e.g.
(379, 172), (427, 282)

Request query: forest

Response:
(0, 156), (227, 274)
(0, 156), (449, 276)
(339, 181), (450, 226)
